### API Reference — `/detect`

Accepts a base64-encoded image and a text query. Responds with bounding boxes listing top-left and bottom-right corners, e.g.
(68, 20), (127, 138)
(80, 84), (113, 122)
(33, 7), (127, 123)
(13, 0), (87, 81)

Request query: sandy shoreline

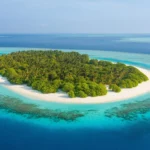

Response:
(0, 66), (150, 104)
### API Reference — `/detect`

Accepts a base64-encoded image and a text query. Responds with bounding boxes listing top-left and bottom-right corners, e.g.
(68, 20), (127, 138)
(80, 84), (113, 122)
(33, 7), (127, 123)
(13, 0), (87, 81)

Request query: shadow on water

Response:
(0, 94), (150, 149)
(105, 98), (150, 121)
(0, 94), (87, 122)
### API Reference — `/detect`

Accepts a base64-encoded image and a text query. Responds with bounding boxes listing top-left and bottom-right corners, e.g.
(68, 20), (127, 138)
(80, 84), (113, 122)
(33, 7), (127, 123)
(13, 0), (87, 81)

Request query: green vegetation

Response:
(0, 50), (148, 98)
(109, 84), (121, 93)
(68, 90), (75, 98)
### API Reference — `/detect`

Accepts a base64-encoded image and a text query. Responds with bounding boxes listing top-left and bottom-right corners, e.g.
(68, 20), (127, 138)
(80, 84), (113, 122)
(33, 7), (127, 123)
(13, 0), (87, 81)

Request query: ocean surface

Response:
(0, 34), (150, 150)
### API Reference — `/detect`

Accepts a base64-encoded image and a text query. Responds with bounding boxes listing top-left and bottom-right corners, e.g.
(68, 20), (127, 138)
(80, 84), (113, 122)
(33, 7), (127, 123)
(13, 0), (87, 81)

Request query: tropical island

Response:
(0, 50), (149, 99)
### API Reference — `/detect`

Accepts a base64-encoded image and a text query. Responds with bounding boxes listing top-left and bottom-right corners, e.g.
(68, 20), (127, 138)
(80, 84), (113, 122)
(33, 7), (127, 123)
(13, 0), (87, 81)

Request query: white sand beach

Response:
(0, 66), (150, 104)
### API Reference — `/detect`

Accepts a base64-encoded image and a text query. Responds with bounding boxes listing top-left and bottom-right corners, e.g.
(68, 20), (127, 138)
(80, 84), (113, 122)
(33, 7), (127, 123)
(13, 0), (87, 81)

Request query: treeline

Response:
(0, 50), (148, 98)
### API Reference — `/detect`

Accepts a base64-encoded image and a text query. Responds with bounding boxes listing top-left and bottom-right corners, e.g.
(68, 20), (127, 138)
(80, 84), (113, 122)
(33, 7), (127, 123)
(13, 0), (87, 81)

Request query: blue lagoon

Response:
(0, 34), (150, 150)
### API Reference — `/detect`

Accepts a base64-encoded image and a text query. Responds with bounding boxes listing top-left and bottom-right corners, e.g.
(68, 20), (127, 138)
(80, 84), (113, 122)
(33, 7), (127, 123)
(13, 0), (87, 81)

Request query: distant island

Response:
(0, 50), (148, 98)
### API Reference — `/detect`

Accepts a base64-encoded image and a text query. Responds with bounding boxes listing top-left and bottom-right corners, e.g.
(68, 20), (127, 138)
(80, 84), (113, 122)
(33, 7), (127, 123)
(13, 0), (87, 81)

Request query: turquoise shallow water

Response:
(0, 47), (150, 128)
(0, 47), (150, 150)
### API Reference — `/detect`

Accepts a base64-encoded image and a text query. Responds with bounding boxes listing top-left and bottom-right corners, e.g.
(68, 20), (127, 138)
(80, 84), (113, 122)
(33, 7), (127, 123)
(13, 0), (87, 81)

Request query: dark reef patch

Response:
(105, 99), (150, 120)
(0, 95), (85, 122)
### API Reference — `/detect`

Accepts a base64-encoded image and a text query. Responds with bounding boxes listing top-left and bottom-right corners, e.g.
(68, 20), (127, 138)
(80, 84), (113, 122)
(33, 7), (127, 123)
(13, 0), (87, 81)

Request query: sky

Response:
(0, 0), (150, 34)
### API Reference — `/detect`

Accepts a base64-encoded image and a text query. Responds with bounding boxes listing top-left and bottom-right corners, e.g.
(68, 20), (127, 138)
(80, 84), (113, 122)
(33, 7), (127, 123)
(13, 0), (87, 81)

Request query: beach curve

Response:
(0, 66), (150, 104)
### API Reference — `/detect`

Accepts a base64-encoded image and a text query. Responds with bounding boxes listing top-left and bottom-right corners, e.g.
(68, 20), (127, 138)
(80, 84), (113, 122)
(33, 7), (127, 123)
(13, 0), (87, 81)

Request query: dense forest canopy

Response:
(0, 50), (148, 98)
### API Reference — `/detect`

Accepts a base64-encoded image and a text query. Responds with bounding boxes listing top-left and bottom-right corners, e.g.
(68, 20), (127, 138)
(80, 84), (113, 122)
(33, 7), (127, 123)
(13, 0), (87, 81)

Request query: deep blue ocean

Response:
(0, 34), (150, 150)
(0, 34), (150, 54)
